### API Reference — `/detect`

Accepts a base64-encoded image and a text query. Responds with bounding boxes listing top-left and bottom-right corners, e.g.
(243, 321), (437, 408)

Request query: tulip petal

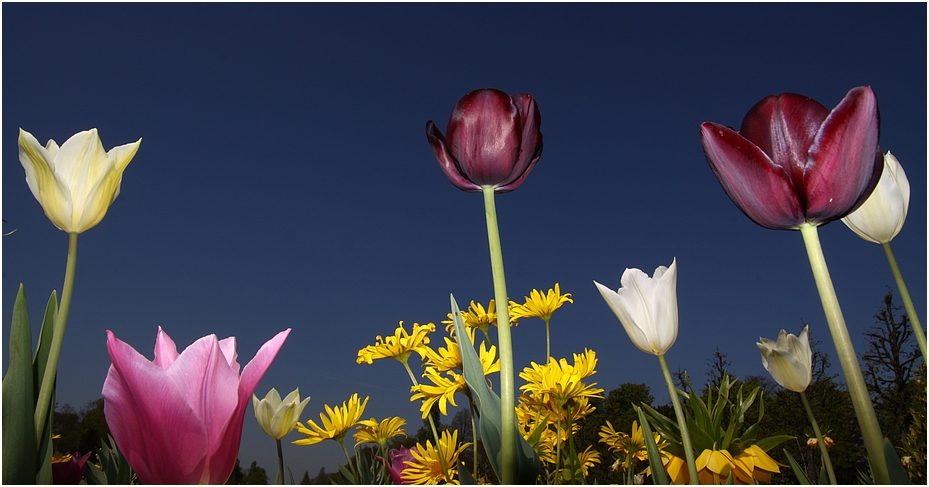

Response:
(426, 121), (480, 191)
(701, 122), (805, 229)
(805, 86), (882, 224)
(446, 89), (521, 186)
(497, 93), (542, 192)
(842, 151), (909, 243)
(165, 334), (240, 466)
(153, 326), (179, 370)
(18, 129), (73, 231)
(208, 328), (291, 483)
(74, 137), (141, 232)
(103, 331), (209, 484)
(594, 280), (654, 355)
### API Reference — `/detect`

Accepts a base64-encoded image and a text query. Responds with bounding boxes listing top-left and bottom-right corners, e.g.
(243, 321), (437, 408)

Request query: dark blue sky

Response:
(3, 2), (926, 478)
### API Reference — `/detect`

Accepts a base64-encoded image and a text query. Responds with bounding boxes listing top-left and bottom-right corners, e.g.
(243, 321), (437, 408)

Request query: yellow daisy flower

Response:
(578, 445), (602, 477)
(410, 367), (466, 419)
(599, 420), (667, 463)
(442, 299), (519, 334)
(731, 445), (781, 484)
(293, 394), (369, 446)
(353, 416), (407, 449)
(509, 283), (573, 321)
(519, 349), (604, 406)
(357, 321), (435, 365)
(402, 429), (472, 485)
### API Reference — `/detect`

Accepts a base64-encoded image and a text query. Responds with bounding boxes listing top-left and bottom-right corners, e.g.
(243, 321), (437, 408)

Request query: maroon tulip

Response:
(377, 445), (415, 484)
(52, 452), (91, 484)
(427, 88), (543, 193)
(700, 86), (882, 230)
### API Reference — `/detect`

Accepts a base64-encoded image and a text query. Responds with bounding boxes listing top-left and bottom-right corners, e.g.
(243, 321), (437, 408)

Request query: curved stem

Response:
(34, 232), (78, 439)
(882, 242), (927, 359)
(338, 437), (359, 481)
(798, 224), (888, 484)
(482, 186), (516, 484)
(799, 391), (836, 484)
(470, 401), (479, 479)
(657, 353), (699, 484)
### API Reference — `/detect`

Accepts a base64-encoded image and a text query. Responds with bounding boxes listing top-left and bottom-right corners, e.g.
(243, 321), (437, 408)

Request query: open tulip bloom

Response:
(701, 86), (890, 483)
(102, 327), (290, 484)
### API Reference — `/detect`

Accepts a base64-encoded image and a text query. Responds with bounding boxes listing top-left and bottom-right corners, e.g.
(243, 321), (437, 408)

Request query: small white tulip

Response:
(757, 325), (812, 393)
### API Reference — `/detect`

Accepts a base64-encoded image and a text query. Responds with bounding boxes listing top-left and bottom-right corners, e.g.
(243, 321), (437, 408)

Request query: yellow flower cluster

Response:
(664, 446), (781, 485)
(356, 321), (436, 365)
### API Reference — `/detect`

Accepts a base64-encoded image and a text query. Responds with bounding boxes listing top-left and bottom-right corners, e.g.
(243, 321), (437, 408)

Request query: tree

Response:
(861, 290), (921, 444)
(705, 346), (732, 390)
(226, 459), (246, 484)
(245, 460), (269, 485)
(299, 470), (311, 485)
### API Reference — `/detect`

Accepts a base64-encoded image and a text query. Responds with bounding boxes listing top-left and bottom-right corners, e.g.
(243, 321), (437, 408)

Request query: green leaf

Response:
(458, 459), (477, 485)
(451, 294), (540, 484)
(882, 438), (911, 485)
(784, 449), (811, 485)
(34, 291), (58, 484)
(83, 462), (108, 485)
(636, 405), (669, 485)
(2, 285), (37, 484)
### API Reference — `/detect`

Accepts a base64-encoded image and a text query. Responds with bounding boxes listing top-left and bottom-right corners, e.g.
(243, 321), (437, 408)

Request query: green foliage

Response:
(83, 434), (137, 484)
(451, 294), (540, 484)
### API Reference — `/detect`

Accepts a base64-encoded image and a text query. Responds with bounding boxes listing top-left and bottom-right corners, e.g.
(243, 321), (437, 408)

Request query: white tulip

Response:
(842, 151), (910, 244)
(252, 388), (311, 440)
(757, 325), (812, 393)
(594, 258), (678, 355)
(18, 128), (141, 233)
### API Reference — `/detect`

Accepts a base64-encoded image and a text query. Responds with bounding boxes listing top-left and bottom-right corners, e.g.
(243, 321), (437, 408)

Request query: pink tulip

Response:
(700, 86), (882, 230)
(377, 445), (415, 485)
(427, 88), (543, 193)
(52, 452), (91, 484)
(102, 327), (290, 484)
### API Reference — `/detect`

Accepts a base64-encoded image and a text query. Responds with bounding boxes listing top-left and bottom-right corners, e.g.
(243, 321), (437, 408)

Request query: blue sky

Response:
(3, 2), (926, 479)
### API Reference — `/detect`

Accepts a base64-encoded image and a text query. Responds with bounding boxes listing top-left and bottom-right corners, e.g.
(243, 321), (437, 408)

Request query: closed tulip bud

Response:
(757, 325), (812, 392)
(594, 258), (678, 356)
(102, 327), (290, 484)
(252, 388), (311, 440)
(701, 87), (882, 230)
(18, 128), (141, 233)
(841, 151), (910, 243)
(426, 88), (543, 193)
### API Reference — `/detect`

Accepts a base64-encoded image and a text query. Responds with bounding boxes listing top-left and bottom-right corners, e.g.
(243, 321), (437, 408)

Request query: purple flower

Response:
(102, 327), (290, 484)
(427, 88), (543, 193)
(700, 86), (882, 230)
(52, 452), (92, 484)
(378, 445), (415, 484)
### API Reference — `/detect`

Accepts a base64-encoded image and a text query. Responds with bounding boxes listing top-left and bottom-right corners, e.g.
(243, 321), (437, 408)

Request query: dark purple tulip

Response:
(700, 86), (882, 230)
(427, 88), (543, 193)
(377, 445), (415, 484)
(52, 452), (92, 484)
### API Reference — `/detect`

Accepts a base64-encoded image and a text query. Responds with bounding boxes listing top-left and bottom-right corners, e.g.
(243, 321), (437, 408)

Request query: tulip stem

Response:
(799, 391), (837, 484)
(657, 353), (699, 484)
(34, 232), (78, 442)
(798, 223), (889, 484)
(276, 438), (285, 485)
(882, 242), (927, 359)
(481, 185), (516, 484)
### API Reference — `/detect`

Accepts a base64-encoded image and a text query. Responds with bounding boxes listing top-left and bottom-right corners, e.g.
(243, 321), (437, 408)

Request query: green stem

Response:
(338, 437), (359, 481)
(544, 316), (552, 359)
(401, 360), (450, 483)
(481, 186), (516, 484)
(882, 242), (927, 359)
(798, 223), (889, 484)
(34, 232), (78, 439)
(470, 401), (479, 479)
(799, 391), (836, 485)
(657, 353), (699, 485)
(276, 438), (285, 485)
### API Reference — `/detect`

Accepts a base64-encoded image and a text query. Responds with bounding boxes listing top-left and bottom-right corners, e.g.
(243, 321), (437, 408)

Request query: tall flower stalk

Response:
(701, 87), (890, 483)
(427, 88), (543, 483)
(798, 223), (888, 482)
